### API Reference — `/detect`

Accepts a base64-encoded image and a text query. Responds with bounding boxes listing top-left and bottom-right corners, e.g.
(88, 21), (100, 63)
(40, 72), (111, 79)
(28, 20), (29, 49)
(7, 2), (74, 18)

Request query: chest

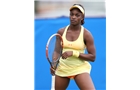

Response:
(66, 30), (80, 41)
(62, 27), (85, 50)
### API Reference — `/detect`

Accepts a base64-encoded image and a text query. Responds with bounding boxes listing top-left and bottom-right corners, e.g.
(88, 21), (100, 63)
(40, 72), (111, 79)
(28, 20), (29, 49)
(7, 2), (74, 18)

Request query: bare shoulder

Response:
(84, 28), (94, 39)
(57, 27), (66, 36)
(83, 28), (94, 46)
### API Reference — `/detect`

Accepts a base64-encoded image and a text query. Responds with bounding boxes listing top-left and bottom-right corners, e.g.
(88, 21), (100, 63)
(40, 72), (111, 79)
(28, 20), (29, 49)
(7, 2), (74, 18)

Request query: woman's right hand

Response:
(50, 67), (55, 76)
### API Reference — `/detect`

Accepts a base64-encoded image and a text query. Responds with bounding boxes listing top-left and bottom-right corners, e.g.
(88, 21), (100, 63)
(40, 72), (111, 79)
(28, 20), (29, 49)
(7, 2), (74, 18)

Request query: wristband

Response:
(73, 51), (80, 57)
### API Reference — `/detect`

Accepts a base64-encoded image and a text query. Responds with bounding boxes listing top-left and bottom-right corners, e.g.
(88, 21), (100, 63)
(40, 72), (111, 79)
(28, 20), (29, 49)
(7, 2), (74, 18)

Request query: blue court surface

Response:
(35, 17), (106, 90)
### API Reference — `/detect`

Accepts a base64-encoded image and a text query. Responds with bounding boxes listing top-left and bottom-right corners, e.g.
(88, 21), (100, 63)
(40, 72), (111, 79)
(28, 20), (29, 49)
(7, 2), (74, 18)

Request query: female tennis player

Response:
(50, 4), (96, 90)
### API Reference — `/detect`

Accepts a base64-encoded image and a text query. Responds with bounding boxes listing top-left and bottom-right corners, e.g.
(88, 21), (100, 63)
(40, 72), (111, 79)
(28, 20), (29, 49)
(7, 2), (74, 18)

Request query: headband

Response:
(69, 5), (85, 14)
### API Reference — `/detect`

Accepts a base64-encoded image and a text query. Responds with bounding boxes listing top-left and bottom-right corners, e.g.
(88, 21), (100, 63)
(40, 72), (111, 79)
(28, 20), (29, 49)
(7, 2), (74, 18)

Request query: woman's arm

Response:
(50, 28), (65, 75)
(79, 29), (96, 62)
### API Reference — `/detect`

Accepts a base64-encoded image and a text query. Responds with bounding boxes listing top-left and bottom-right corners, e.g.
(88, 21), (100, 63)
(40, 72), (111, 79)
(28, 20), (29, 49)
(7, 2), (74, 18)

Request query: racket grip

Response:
(73, 51), (80, 57)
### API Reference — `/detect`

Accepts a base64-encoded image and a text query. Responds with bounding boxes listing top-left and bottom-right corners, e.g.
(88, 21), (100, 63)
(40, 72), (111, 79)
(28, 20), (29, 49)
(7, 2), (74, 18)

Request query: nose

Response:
(72, 15), (76, 19)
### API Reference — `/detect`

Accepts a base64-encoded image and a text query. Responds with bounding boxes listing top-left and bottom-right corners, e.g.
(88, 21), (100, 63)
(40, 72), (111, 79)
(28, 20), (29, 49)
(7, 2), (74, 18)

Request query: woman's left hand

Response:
(61, 51), (73, 59)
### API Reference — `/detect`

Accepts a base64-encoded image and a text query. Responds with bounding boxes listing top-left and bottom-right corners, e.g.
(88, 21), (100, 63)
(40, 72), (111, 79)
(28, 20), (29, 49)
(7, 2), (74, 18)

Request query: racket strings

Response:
(47, 35), (63, 68)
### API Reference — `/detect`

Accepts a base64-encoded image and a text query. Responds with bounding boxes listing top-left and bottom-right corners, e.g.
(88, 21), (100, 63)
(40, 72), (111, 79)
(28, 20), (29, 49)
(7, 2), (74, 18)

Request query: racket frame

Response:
(46, 33), (63, 70)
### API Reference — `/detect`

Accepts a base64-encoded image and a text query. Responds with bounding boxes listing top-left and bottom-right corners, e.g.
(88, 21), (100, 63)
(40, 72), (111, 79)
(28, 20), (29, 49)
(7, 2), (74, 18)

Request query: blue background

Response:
(35, 17), (106, 90)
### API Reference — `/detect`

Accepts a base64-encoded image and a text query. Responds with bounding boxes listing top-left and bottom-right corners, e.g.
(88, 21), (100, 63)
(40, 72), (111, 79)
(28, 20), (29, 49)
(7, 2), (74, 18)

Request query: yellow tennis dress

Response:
(55, 25), (91, 77)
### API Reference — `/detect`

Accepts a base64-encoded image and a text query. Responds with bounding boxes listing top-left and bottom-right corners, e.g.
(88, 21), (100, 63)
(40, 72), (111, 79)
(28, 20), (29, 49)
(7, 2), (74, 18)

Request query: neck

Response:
(69, 24), (81, 31)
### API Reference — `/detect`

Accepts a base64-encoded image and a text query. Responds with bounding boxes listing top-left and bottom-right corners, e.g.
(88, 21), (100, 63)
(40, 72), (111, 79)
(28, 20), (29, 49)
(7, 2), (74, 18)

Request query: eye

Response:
(70, 13), (73, 16)
(76, 14), (80, 17)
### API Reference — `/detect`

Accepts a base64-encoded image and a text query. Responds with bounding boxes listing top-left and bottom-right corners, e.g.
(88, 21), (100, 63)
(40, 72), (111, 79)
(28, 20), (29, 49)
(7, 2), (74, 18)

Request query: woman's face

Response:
(70, 8), (83, 25)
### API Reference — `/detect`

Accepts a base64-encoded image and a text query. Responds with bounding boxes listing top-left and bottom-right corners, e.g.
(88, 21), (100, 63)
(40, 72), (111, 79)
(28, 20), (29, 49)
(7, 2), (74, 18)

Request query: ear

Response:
(82, 14), (84, 20)
(81, 17), (84, 21)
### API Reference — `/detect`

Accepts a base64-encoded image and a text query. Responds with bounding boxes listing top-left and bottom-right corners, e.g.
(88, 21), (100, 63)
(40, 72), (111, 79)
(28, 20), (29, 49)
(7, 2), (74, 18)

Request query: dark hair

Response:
(72, 4), (85, 25)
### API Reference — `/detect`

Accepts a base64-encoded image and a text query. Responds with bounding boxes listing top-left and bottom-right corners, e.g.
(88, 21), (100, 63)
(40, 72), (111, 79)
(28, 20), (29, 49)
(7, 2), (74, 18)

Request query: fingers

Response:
(62, 53), (67, 59)
(61, 51), (73, 59)
(50, 67), (55, 76)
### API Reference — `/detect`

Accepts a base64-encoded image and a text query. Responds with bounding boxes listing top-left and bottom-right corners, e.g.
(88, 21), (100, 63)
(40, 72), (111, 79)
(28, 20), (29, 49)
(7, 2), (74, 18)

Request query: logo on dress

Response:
(68, 43), (72, 46)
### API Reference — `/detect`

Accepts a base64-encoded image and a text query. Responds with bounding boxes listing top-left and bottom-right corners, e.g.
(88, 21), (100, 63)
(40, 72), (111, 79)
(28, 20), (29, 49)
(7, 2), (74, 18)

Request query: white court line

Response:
(51, 76), (55, 90)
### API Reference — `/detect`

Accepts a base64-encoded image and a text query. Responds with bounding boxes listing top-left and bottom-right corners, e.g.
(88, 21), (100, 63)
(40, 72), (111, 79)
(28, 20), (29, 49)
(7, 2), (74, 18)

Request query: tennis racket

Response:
(46, 33), (63, 70)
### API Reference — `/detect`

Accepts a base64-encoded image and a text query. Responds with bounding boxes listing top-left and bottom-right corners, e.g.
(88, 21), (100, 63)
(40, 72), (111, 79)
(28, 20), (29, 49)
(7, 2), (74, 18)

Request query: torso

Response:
(61, 25), (85, 50)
